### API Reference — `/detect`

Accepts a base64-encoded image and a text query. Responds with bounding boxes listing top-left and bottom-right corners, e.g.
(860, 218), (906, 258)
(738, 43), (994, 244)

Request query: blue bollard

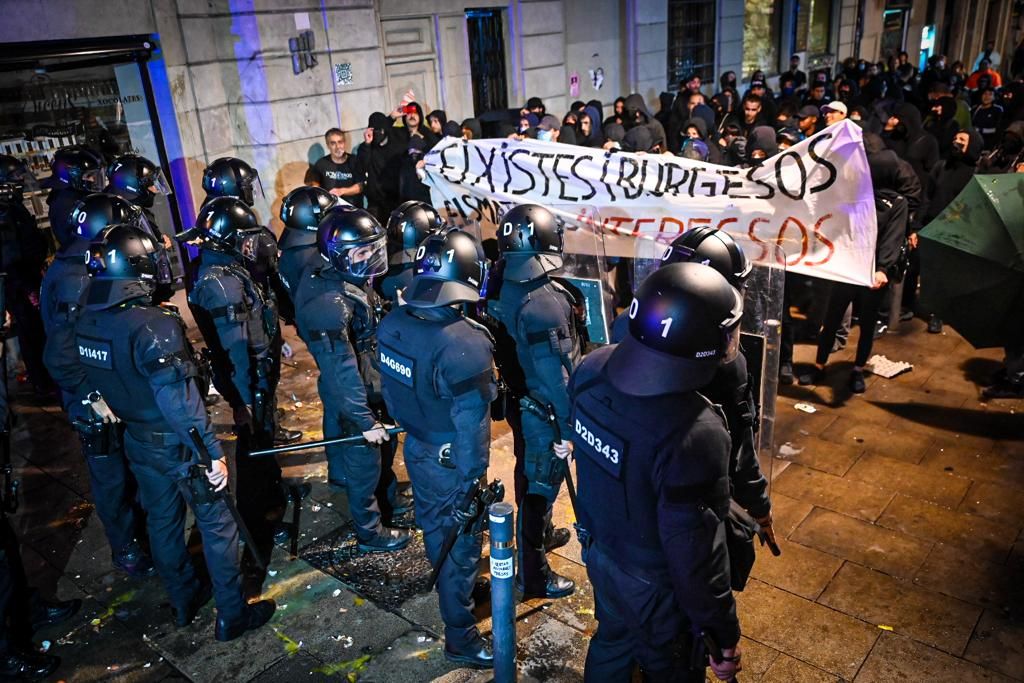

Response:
(489, 501), (517, 682)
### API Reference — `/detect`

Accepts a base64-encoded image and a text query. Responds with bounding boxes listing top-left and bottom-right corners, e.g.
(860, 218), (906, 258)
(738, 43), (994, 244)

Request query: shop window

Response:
(743, 0), (783, 77)
(793, 0), (834, 56)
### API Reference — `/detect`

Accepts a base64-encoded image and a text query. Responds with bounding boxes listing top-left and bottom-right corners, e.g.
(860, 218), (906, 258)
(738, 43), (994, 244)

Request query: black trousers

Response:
(816, 283), (887, 368)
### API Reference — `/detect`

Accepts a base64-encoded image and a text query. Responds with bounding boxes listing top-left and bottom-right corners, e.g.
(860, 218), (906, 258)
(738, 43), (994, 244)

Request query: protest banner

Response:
(422, 119), (877, 286)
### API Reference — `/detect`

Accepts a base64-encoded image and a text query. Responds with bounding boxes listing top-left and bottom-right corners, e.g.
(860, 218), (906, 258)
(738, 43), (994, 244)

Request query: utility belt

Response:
(73, 418), (125, 457)
(124, 428), (178, 447)
(590, 537), (670, 582)
(403, 427), (460, 469)
(207, 302), (252, 323)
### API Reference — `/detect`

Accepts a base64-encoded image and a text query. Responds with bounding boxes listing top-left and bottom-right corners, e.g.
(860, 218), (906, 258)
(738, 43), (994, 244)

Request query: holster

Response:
(186, 464), (218, 506)
(525, 446), (563, 488)
(490, 379), (511, 421)
(73, 417), (125, 457)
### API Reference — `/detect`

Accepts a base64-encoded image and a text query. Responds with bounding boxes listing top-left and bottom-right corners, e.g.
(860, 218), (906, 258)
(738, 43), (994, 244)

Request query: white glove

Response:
(553, 440), (573, 460)
(86, 395), (121, 423)
(206, 458), (229, 492)
(362, 423), (392, 445)
(281, 341), (294, 359)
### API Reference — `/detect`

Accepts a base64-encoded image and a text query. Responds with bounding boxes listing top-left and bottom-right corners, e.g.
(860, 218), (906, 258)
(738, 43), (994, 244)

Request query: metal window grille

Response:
(466, 9), (509, 115)
(667, 0), (717, 90)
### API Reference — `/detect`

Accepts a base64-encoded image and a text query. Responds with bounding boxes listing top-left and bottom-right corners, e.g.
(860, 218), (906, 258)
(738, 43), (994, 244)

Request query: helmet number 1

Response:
(107, 249), (118, 264)
(660, 317), (673, 338)
(446, 249), (455, 263)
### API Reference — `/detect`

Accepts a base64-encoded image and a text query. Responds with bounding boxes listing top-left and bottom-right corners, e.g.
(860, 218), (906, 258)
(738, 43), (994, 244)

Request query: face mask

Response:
(537, 129), (555, 142)
(782, 87), (795, 97)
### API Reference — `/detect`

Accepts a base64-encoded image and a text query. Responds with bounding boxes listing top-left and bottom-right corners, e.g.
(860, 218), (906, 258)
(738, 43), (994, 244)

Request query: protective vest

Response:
(376, 307), (492, 444)
(570, 346), (731, 574)
(40, 250), (91, 395)
(75, 304), (195, 427)
(190, 259), (276, 353)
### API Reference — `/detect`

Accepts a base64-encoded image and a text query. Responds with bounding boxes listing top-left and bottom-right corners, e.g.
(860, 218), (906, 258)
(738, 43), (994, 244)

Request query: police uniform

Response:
(75, 294), (245, 625)
(40, 236), (141, 564)
(278, 233), (321, 318)
(376, 304), (495, 652)
(490, 276), (579, 590)
(569, 346), (737, 681)
(292, 267), (389, 539)
(188, 247), (285, 519)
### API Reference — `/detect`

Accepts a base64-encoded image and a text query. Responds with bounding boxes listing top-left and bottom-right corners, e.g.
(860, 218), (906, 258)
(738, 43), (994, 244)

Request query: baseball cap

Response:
(537, 115), (561, 131)
(821, 101), (848, 116)
(798, 105), (820, 119)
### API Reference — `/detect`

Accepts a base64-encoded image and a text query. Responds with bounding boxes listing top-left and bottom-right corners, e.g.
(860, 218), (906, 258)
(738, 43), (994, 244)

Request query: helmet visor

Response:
(149, 168), (172, 196)
(348, 235), (388, 278)
(82, 166), (106, 192)
(721, 287), (745, 363)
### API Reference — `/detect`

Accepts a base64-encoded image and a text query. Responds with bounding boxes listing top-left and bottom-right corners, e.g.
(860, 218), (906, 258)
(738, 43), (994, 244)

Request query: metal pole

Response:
(488, 501), (516, 682)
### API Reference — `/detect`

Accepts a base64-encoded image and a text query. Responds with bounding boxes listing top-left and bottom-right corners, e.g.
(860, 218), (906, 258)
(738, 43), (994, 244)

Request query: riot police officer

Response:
(489, 204), (576, 599)
(293, 206), (410, 551)
(569, 262), (744, 682)
(279, 186), (338, 305)
(45, 146), (105, 238)
(378, 200), (444, 303)
(612, 227), (774, 528)
(74, 224), (275, 640)
(0, 156), (52, 395)
(376, 228), (496, 668)
(178, 198), (287, 529)
(104, 153), (174, 247)
(40, 193), (154, 577)
(201, 159), (301, 445)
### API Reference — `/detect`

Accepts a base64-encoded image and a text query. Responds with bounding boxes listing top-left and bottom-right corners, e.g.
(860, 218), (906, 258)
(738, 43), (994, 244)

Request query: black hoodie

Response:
(623, 93), (667, 151)
(681, 117), (724, 164)
(925, 128), (983, 222)
(357, 112), (403, 218)
(864, 132), (922, 270)
(883, 103), (939, 190)
(744, 126), (778, 166)
(925, 96), (961, 157)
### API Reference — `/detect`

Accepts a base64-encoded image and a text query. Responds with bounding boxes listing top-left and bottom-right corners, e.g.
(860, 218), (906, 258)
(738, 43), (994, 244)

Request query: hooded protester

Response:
(926, 96), (961, 156)
(603, 123), (626, 149)
(461, 118), (483, 141)
(655, 92), (675, 130)
(394, 102), (439, 148)
(714, 71), (741, 120)
(925, 128), (984, 223)
(744, 125), (779, 166)
(681, 117), (724, 164)
(604, 97), (626, 128)
(718, 123), (747, 166)
(621, 125), (655, 153)
(559, 125), (578, 146)
(357, 111), (404, 222)
(427, 110), (448, 136)
(978, 121), (1024, 173)
(882, 103), (939, 191)
(579, 105), (604, 147)
(442, 121), (462, 138)
(622, 93), (667, 151)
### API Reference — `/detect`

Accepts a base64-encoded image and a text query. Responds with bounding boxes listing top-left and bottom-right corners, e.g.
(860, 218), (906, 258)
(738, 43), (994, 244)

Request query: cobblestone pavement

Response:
(9, 296), (1022, 682)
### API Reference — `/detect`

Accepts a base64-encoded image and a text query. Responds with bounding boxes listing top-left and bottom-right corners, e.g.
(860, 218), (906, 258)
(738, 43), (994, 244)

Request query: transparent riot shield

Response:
(547, 205), (612, 349)
(736, 239), (785, 495)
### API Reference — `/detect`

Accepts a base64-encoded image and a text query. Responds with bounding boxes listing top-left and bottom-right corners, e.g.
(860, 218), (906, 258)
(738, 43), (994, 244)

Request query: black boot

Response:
(29, 594), (81, 630)
(215, 600), (276, 642)
(0, 650), (60, 680)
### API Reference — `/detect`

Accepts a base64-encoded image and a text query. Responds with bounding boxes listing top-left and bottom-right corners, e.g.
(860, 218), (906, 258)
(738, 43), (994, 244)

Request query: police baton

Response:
(701, 631), (740, 682)
(426, 478), (505, 592)
(188, 428), (267, 571)
(517, 397), (579, 515)
(249, 427), (405, 458)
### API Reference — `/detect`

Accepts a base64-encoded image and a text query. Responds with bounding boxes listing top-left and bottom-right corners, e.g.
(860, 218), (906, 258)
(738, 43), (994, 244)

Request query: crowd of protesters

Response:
(309, 40), (1024, 400)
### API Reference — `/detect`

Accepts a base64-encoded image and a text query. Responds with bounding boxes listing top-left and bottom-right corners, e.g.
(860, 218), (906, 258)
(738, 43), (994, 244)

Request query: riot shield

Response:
(547, 205), (613, 349)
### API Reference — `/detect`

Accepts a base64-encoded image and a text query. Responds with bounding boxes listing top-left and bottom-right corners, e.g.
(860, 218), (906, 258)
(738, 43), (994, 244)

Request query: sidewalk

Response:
(10, 314), (1023, 682)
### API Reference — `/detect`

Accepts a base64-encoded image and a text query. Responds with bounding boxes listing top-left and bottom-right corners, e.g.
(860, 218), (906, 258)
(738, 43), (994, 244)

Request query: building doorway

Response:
(466, 9), (509, 116)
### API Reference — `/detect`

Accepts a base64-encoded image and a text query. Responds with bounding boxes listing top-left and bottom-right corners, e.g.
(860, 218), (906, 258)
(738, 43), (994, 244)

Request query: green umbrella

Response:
(919, 174), (1024, 349)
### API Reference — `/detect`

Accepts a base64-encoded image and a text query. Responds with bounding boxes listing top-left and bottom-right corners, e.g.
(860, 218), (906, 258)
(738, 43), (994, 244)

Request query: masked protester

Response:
(357, 112), (404, 223)
(979, 121), (1024, 173)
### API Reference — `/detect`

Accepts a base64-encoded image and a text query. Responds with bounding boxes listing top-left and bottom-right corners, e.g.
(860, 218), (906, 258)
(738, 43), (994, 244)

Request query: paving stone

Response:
(249, 652), (333, 682)
(775, 435), (864, 476)
(771, 403), (838, 445)
(844, 452), (972, 509)
(920, 442), (1024, 488)
(818, 562), (982, 655)
(728, 636), (781, 681)
(768, 492), (814, 539)
(877, 495), (1015, 565)
(749, 538), (843, 600)
(737, 580), (878, 679)
(356, 630), (471, 682)
(772, 464), (895, 522)
(964, 609), (1024, 681)
(819, 416), (933, 464)
(855, 631), (1014, 682)
(790, 508), (932, 580)
(516, 617), (588, 682)
(761, 653), (840, 682)
(958, 480), (1024, 527)
(912, 544), (1022, 610)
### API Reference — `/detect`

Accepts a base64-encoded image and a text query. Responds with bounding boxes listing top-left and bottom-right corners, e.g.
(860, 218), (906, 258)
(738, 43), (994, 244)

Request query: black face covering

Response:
(889, 123), (908, 140)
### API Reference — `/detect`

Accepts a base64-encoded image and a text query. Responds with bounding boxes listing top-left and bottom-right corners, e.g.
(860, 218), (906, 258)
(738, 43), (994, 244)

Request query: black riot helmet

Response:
(176, 196), (260, 255)
(86, 224), (170, 306)
(661, 226), (752, 288)
(0, 154), (37, 203)
(404, 228), (489, 308)
(496, 204), (564, 282)
(606, 262), (744, 396)
(386, 200), (444, 259)
(316, 206), (388, 279)
(201, 157), (262, 206)
(49, 146), (105, 192)
(106, 154), (171, 207)
(66, 193), (144, 247)
(280, 186), (337, 247)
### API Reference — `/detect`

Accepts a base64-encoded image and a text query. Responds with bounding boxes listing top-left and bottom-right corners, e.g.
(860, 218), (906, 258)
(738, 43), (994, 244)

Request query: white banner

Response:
(423, 120), (877, 286)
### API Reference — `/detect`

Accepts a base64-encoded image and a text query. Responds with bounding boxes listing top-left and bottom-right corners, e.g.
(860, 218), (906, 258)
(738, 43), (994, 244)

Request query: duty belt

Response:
(126, 429), (178, 446)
